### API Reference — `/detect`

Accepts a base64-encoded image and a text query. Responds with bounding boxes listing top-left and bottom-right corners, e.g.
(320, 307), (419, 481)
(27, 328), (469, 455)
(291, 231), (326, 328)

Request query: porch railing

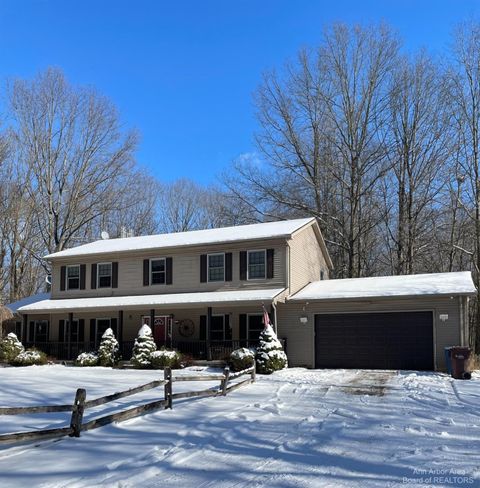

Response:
(24, 338), (287, 362)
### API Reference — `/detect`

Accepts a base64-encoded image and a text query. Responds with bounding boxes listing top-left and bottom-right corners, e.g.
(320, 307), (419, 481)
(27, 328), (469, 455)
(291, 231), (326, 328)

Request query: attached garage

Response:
(278, 272), (476, 371)
(314, 311), (434, 370)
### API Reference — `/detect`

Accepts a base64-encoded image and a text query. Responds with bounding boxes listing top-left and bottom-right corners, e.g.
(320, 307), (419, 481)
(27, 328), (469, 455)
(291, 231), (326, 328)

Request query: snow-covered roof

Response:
(290, 272), (477, 301)
(44, 218), (315, 260)
(6, 293), (51, 314)
(17, 288), (285, 313)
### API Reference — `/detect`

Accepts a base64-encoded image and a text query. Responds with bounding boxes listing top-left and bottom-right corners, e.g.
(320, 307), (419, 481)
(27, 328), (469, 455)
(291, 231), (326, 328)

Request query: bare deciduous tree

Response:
(8, 68), (138, 257)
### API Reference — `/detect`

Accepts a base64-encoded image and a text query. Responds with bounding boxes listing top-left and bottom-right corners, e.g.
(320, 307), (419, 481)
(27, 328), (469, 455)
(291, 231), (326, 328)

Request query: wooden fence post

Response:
(164, 367), (172, 409)
(251, 361), (256, 383)
(69, 388), (86, 437)
(221, 367), (230, 396)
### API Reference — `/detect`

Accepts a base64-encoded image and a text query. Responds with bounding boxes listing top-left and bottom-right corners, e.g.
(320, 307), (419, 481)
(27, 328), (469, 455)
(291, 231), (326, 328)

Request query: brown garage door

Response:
(314, 311), (434, 370)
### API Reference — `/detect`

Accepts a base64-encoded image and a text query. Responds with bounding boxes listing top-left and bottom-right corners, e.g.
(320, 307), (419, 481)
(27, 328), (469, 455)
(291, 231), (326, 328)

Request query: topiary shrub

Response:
(150, 348), (182, 369)
(0, 333), (25, 363)
(229, 347), (255, 372)
(255, 325), (288, 374)
(131, 324), (157, 368)
(76, 352), (99, 367)
(11, 348), (47, 366)
(97, 327), (121, 367)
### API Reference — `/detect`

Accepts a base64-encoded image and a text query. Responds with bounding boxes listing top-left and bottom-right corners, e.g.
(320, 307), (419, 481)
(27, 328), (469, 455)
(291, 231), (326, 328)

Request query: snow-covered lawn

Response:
(0, 365), (479, 487)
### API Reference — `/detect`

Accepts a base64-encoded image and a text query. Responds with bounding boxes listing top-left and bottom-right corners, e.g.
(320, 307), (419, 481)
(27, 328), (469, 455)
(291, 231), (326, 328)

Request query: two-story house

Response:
(14, 217), (476, 370)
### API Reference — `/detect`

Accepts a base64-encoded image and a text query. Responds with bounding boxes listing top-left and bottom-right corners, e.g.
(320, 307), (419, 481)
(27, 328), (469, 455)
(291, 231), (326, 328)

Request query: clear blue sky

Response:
(0, 0), (479, 184)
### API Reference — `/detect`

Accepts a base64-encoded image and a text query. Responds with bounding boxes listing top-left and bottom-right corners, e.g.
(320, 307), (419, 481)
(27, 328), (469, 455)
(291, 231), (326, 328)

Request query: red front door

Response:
(144, 316), (170, 346)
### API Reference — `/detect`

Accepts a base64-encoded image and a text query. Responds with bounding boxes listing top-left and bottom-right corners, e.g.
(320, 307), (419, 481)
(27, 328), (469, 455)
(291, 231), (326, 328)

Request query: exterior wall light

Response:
(299, 315), (308, 325)
(439, 314), (449, 322)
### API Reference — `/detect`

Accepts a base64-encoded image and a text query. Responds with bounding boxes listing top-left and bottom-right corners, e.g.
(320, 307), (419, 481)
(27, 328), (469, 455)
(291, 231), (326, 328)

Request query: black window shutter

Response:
(200, 255), (207, 283)
(199, 315), (207, 340)
(112, 262), (119, 288)
(239, 314), (247, 342)
(239, 251), (247, 280)
(118, 311), (124, 344)
(91, 264), (97, 289)
(78, 319), (85, 342)
(90, 319), (96, 344)
(225, 314), (232, 340)
(267, 249), (274, 279)
(80, 264), (86, 289)
(143, 259), (150, 286)
(166, 257), (173, 285)
(60, 266), (66, 291)
(59, 319), (65, 341)
(110, 318), (118, 337)
(29, 321), (35, 342)
(225, 253), (232, 281)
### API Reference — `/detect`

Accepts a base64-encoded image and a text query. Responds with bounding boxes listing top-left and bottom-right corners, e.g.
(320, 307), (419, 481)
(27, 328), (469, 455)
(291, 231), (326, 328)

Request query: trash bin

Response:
(444, 347), (453, 375)
(450, 346), (471, 380)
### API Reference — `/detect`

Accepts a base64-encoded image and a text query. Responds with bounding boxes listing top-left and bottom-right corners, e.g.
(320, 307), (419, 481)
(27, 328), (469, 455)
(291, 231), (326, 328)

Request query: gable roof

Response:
(289, 272), (477, 301)
(44, 218), (316, 260)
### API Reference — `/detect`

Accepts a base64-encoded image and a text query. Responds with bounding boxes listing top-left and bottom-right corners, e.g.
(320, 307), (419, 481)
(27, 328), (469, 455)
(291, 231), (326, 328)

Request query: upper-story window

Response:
(67, 265), (80, 290)
(247, 250), (266, 280)
(208, 253), (225, 282)
(151, 258), (166, 285)
(320, 270), (325, 280)
(98, 262), (112, 288)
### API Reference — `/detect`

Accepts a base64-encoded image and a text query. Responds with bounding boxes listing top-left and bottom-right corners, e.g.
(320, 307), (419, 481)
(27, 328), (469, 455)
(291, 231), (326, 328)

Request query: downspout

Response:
(272, 301), (278, 335)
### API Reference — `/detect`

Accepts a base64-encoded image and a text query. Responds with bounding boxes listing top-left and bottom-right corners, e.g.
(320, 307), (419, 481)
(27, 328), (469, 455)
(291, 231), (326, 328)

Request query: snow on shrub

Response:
(150, 348), (182, 369)
(98, 327), (121, 367)
(229, 347), (255, 372)
(11, 348), (47, 366)
(255, 325), (288, 374)
(0, 333), (25, 363)
(76, 352), (99, 367)
(131, 324), (157, 368)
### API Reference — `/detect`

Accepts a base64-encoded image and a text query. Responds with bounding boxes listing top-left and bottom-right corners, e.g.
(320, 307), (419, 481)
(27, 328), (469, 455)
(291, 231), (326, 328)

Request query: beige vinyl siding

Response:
(27, 305), (267, 344)
(277, 296), (465, 371)
(288, 223), (329, 295)
(51, 239), (287, 299)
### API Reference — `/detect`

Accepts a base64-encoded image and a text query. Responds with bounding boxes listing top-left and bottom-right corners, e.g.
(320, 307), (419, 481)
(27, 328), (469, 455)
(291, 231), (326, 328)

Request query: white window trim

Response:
(66, 264), (80, 290)
(97, 261), (113, 288)
(247, 313), (264, 341)
(207, 253), (225, 282)
(149, 257), (166, 286)
(209, 314), (226, 341)
(247, 249), (267, 281)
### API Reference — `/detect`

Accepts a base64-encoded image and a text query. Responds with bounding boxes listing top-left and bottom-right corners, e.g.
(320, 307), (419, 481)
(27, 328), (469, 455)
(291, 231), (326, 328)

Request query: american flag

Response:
(262, 303), (271, 328)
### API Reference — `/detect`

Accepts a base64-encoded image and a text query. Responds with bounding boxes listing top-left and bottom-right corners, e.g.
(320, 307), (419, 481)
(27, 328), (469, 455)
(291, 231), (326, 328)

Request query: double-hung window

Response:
(208, 253), (225, 282)
(247, 250), (266, 280)
(98, 262), (112, 288)
(67, 265), (80, 290)
(151, 258), (166, 285)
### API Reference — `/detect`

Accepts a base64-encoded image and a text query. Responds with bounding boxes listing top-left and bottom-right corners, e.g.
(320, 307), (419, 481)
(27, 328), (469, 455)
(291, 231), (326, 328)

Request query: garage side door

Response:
(314, 311), (434, 370)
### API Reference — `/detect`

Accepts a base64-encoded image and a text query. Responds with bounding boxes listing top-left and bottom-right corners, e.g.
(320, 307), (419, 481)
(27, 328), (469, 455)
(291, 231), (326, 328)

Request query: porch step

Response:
(191, 360), (227, 368)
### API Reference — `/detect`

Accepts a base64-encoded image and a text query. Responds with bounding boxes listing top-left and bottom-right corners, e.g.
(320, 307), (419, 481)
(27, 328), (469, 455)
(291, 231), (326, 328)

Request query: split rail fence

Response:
(0, 364), (256, 444)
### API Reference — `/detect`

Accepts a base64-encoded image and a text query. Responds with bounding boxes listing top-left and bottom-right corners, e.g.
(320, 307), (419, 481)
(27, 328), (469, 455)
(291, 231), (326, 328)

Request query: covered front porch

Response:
(17, 288), (286, 361)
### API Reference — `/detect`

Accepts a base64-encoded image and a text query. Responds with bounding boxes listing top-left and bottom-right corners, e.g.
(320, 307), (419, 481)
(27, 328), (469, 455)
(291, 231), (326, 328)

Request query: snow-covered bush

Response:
(76, 352), (99, 367)
(0, 333), (25, 363)
(150, 348), (182, 369)
(230, 347), (255, 372)
(131, 324), (157, 368)
(11, 348), (47, 366)
(98, 327), (121, 367)
(255, 325), (288, 374)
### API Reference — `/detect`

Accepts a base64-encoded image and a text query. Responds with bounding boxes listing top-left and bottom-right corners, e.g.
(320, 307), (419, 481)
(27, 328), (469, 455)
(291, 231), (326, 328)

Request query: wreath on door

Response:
(178, 319), (195, 337)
